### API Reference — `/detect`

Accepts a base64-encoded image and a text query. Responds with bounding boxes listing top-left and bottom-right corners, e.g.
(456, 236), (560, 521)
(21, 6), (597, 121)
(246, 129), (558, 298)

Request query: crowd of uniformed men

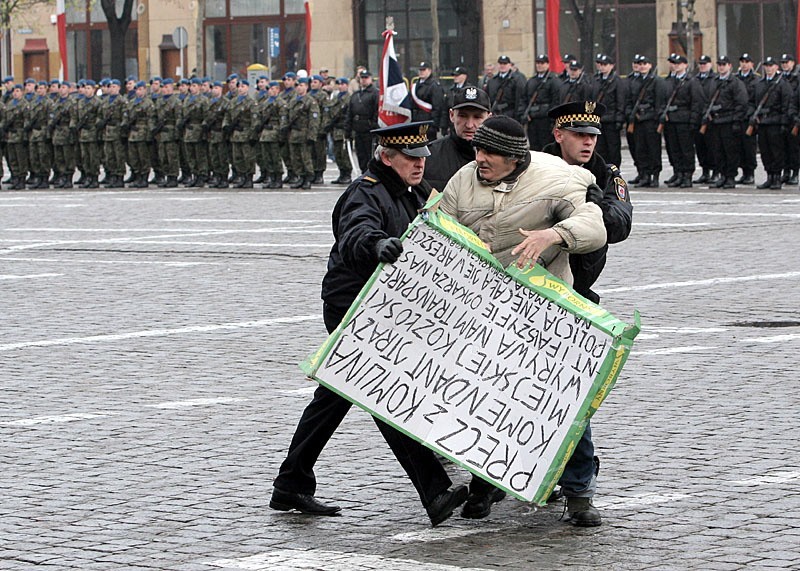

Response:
(3, 50), (800, 191)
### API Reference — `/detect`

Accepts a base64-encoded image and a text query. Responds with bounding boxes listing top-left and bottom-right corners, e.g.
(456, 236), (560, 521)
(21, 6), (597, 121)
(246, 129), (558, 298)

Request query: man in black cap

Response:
(780, 54), (800, 184)
(592, 54), (625, 167)
(560, 60), (593, 104)
(703, 56), (748, 188)
(736, 53), (760, 184)
(424, 86), (490, 190)
(441, 66), (469, 135)
(439, 115), (607, 524)
(272, 121), (468, 528)
(519, 54), (561, 150)
(345, 69), (379, 172)
(692, 54), (718, 183)
(661, 53), (701, 188)
(541, 100), (632, 527)
(625, 55), (667, 187)
(559, 53), (577, 81)
(411, 61), (445, 140)
(486, 55), (524, 120)
(750, 57), (792, 189)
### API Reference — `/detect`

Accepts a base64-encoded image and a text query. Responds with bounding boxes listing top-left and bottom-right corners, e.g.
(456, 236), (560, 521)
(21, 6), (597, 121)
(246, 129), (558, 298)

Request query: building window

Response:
(717, 0), (797, 59)
(203, 1), (306, 79)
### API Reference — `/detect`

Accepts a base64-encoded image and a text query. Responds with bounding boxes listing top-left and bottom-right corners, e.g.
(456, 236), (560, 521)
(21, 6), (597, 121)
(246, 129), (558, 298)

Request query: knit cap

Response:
(471, 116), (530, 158)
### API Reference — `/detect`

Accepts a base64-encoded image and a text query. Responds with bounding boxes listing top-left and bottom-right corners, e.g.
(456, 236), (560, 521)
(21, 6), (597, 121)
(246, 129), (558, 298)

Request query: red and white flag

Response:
(56, 0), (68, 80)
(378, 28), (412, 127)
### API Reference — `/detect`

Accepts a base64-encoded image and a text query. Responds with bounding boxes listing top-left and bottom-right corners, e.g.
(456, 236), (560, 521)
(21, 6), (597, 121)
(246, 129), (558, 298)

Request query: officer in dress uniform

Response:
(625, 55), (667, 187)
(559, 60), (593, 104)
(750, 57), (792, 189)
(592, 54), (626, 168)
(519, 54), (561, 151)
(486, 55), (524, 120)
(411, 62), (445, 140)
(271, 120), (468, 527)
(345, 69), (379, 173)
(661, 53), (702, 188)
(736, 53), (760, 184)
(691, 55), (718, 183)
(324, 77), (352, 185)
(779, 53), (800, 184)
(441, 65), (469, 135)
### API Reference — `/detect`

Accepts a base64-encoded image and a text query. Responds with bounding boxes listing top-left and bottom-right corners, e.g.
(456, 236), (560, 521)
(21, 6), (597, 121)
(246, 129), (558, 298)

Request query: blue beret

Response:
(258, 75), (268, 81)
(110, 79), (121, 86)
(24, 77), (36, 84)
(77, 79), (86, 87)
(212, 81), (223, 87)
(190, 77), (201, 84)
(162, 78), (174, 85)
(37, 80), (47, 87)
(268, 81), (280, 87)
(283, 72), (296, 79)
(85, 79), (96, 87)
(227, 73), (239, 81)
(202, 77), (211, 83)
(13, 84), (22, 90)
(61, 81), (71, 88)
(150, 76), (162, 84)
(239, 79), (249, 86)
(126, 75), (137, 82)
(311, 74), (324, 82)
(297, 77), (310, 84)
(3, 75), (14, 83)
(336, 77), (349, 84)
(50, 78), (60, 85)
(179, 78), (190, 85)
(99, 78), (110, 86)
(135, 81), (146, 89)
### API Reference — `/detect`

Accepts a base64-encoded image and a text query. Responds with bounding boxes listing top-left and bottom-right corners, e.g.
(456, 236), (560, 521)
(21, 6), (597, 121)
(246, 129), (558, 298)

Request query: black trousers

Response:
(664, 122), (695, 174)
(758, 125), (785, 175)
(694, 129), (714, 171)
(526, 118), (554, 152)
(273, 303), (452, 507)
(597, 123), (622, 168)
(353, 132), (374, 173)
(708, 123), (741, 179)
(632, 119), (662, 176)
(783, 128), (800, 171)
(740, 121), (757, 174)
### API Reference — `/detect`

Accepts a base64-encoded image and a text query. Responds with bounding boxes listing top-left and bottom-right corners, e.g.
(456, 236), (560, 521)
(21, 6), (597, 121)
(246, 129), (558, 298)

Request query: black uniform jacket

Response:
(321, 158), (431, 310)
(423, 133), (475, 192)
(542, 143), (633, 302)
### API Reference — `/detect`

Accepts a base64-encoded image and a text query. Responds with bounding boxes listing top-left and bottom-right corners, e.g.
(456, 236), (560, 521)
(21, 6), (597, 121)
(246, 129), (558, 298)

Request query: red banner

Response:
(304, 1), (312, 71)
(57, 0), (68, 80)
(546, 0), (562, 74)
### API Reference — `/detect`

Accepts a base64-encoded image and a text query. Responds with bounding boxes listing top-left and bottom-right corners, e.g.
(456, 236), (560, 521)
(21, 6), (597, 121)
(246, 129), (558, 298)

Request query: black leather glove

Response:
(586, 183), (604, 206)
(375, 237), (403, 264)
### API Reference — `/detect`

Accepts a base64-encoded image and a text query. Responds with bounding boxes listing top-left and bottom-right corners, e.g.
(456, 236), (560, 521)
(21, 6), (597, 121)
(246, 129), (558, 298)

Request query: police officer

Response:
(441, 66), (469, 136)
(223, 79), (257, 188)
(703, 56), (748, 189)
(203, 81), (230, 188)
(284, 77), (320, 189)
(271, 120), (468, 527)
(625, 55), (643, 183)
(50, 81), (77, 188)
(519, 54), (561, 151)
(411, 62), (445, 140)
(181, 78), (210, 187)
(560, 60), (593, 104)
(750, 57), (792, 189)
(736, 53), (760, 184)
(324, 77), (352, 185)
(779, 53), (800, 184)
(661, 53), (701, 188)
(345, 69), (379, 173)
(592, 54), (625, 168)
(486, 55), (524, 119)
(126, 81), (154, 188)
(625, 55), (667, 187)
(692, 55), (718, 183)
(254, 80), (285, 189)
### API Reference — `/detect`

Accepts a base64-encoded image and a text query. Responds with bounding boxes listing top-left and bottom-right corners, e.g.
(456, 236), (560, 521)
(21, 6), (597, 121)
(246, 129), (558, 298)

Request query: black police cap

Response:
(548, 101), (606, 135)
(371, 121), (433, 157)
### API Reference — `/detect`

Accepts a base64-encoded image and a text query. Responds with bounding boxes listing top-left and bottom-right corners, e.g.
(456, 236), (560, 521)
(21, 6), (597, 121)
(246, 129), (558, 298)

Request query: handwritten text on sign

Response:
(315, 222), (613, 501)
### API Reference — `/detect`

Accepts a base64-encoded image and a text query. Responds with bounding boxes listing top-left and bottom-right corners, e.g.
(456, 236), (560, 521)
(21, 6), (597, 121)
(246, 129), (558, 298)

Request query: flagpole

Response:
(378, 17), (412, 127)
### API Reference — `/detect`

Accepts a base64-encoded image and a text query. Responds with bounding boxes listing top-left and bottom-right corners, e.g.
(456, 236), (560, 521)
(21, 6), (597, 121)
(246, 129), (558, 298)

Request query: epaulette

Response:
(607, 163), (621, 176)
(361, 175), (379, 186)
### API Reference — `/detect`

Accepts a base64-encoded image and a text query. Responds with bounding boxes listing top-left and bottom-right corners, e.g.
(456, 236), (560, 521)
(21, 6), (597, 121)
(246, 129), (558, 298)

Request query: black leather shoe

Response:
(461, 487), (506, 519)
(566, 497), (602, 527)
(426, 485), (468, 527)
(269, 488), (341, 515)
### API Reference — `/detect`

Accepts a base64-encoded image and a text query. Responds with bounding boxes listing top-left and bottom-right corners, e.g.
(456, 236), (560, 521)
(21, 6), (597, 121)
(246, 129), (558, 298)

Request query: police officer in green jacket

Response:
(285, 77), (320, 189)
(4, 85), (29, 189)
(126, 81), (155, 188)
(222, 79), (257, 188)
(50, 81), (77, 188)
(203, 81), (230, 188)
(180, 78), (210, 187)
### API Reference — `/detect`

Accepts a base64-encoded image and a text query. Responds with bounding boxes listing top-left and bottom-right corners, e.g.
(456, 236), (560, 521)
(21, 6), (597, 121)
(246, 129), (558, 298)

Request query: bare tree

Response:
(569, 0), (597, 69)
(99, 0), (135, 80)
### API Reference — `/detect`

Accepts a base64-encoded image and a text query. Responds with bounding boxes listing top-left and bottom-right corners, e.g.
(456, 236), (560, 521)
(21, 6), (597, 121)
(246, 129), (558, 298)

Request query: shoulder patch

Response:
(614, 176), (628, 201)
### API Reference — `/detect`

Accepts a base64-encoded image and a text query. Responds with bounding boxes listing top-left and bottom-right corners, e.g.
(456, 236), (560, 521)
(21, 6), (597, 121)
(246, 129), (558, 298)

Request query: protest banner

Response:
(301, 202), (640, 505)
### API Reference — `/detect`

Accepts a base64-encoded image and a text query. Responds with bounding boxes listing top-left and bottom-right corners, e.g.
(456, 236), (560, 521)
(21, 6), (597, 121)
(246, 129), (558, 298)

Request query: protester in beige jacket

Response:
(440, 115), (606, 284)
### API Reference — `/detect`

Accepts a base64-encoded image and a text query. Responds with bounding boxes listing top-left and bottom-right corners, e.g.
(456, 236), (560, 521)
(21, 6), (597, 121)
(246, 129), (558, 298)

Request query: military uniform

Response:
(223, 92), (257, 188)
(285, 89), (320, 189)
(704, 72), (748, 188)
(780, 58), (800, 183)
(4, 95), (30, 189)
(75, 91), (103, 188)
(126, 94), (155, 188)
(410, 69), (445, 140)
(518, 70), (560, 151)
(345, 79), (378, 173)
(255, 89), (285, 189)
(690, 62), (718, 182)
(99, 92), (129, 188)
(50, 94), (77, 188)
(592, 68), (626, 167)
(559, 71), (593, 105)
(661, 69), (702, 187)
(154, 92), (181, 186)
(309, 85), (330, 183)
(278, 83), (297, 184)
(736, 66), (761, 183)
(203, 94), (229, 188)
(181, 92), (210, 186)
(25, 93), (53, 188)
(625, 67), (667, 186)
(749, 71), (792, 189)
(324, 83), (351, 184)
(486, 69), (524, 120)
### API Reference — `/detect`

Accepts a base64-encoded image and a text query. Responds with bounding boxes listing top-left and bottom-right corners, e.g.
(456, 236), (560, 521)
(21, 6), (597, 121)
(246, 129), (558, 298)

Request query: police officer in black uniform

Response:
(779, 53), (800, 184)
(736, 53), (760, 184)
(560, 60), (593, 104)
(750, 57), (792, 189)
(519, 54), (561, 151)
(486, 55), (524, 120)
(411, 62), (445, 140)
(692, 55), (718, 183)
(625, 55), (667, 187)
(271, 121), (468, 528)
(345, 69), (379, 172)
(661, 53), (702, 188)
(592, 54), (626, 167)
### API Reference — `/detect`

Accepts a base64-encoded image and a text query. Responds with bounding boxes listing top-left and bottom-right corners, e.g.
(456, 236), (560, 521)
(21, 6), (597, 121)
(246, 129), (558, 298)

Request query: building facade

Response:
(4, 0), (797, 83)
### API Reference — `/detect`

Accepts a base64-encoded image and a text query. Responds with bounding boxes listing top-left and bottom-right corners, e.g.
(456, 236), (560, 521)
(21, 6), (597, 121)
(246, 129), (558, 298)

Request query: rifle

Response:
(699, 84), (722, 135)
(657, 75), (687, 134)
(627, 71), (655, 134)
(522, 74), (549, 123)
(746, 75), (781, 136)
(490, 74), (514, 114)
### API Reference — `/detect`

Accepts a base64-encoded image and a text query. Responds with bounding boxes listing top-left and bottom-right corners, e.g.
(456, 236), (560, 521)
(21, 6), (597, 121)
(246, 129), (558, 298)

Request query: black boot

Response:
(757, 175), (773, 189)
(630, 172), (641, 184)
(634, 174), (652, 187)
(667, 172), (682, 187)
(268, 175), (283, 189)
(289, 176), (305, 189)
(788, 169), (798, 185)
(301, 175), (312, 190)
(254, 172), (266, 184)
(650, 172), (659, 187)
(693, 168), (711, 184)
(85, 176), (99, 189)
(216, 175), (229, 189)
(770, 173), (783, 189)
(62, 175), (73, 189)
(239, 175), (253, 189)
(26, 176), (40, 189)
(282, 172), (297, 184)
(52, 175), (65, 189)
(106, 175), (123, 189)
(12, 176), (25, 190)
(33, 176), (49, 189)
(195, 175), (207, 188)
(679, 172), (692, 188)
(75, 171), (85, 185)
(123, 172), (135, 184)
(163, 175), (178, 187)
(182, 175), (196, 188)
(722, 176), (735, 189)
(713, 175), (726, 188)
(312, 171), (324, 184)
(177, 172), (187, 184)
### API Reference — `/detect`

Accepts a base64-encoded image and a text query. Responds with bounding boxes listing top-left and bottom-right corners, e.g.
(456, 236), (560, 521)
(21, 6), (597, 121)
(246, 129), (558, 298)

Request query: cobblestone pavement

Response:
(1, 156), (799, 570)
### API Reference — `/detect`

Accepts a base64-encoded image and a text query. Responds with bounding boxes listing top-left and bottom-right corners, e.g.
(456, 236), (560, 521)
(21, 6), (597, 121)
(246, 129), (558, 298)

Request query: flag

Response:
(304, 1), (312, 72)
(378, 28), (412, 127)
(546, 0), (562, 74)
(56, 0), (68, 80)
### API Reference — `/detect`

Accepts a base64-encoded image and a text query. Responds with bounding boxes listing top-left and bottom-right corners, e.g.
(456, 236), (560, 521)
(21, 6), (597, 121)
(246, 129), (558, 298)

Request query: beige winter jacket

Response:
(440, 151), (607, 284)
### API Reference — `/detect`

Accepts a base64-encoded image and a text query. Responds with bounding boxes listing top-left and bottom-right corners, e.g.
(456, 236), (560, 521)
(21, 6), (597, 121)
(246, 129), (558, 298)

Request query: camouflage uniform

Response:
(309, 87), (329, 182)
(75, 93), (103, 188)
(285, 92), (320, 188)
(203, 95), (229, 188)
(50, 95), (77, 188)
(154, 93), (181, 184)
(26, 93), (53, 187)
(255, 92), (285, 188)
(324, 89), (352, 183)
(126, 95), (155, 187)
(222, 94), (257, 187)
(180, 93), (210, 186)
(99, 94), (129, 186)
(4, 97), (29, 189)
(278, 86), (296, 183)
